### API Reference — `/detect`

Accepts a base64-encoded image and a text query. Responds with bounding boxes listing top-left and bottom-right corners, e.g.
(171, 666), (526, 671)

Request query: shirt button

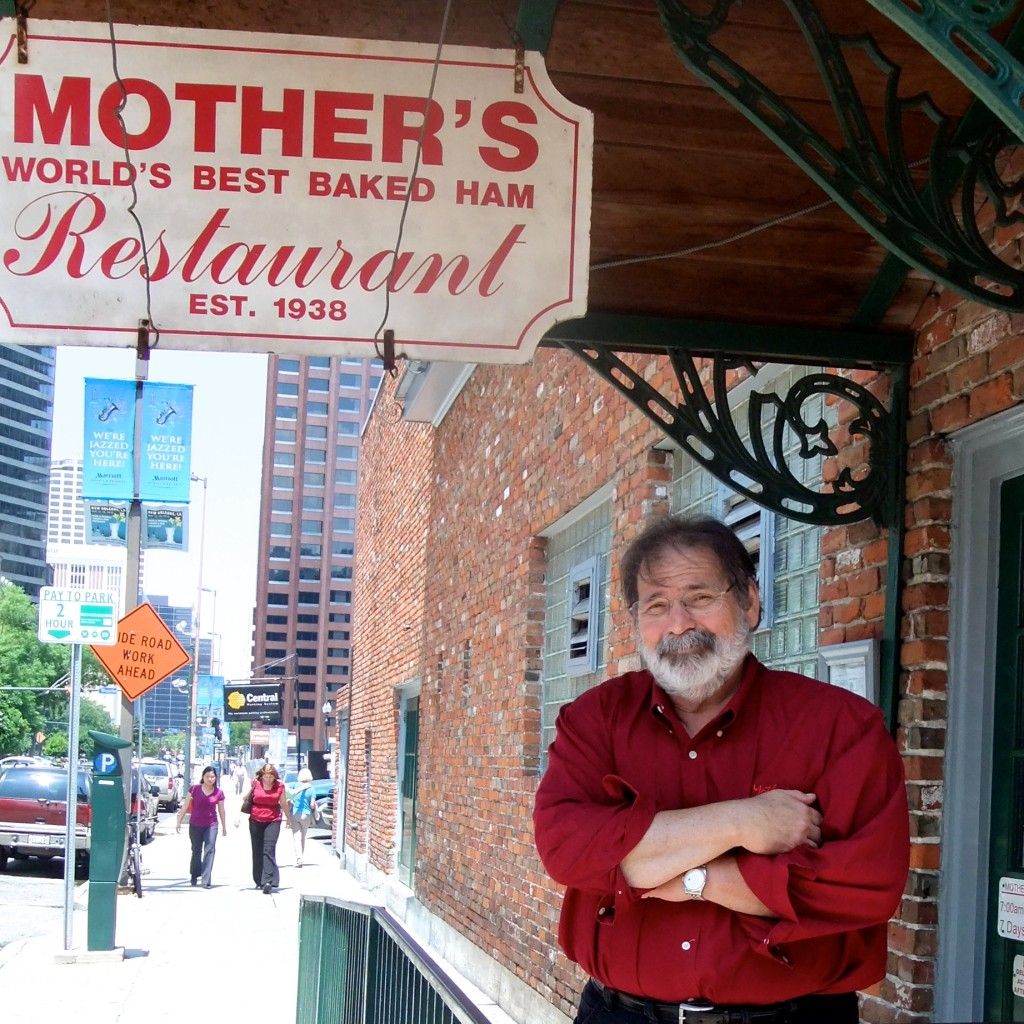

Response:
(681, 941), (692, 951)
(716, 730), (724, 738)
(688, 750), (697, 760)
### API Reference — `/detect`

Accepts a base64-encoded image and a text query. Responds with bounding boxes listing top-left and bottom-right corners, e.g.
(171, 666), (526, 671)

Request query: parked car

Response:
(130, 769), (160, 844)
(139, 759), (178, 811)
(305, 779), (336, 832)
(0, 765), (91, 873)
(0, 755), (50, 776)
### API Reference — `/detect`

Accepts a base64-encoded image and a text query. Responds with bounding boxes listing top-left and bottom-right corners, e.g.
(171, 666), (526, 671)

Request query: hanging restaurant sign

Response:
(0, 21), (592, 365)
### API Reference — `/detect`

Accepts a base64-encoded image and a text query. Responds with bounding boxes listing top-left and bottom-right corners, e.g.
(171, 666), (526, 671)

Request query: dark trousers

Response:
(188, 824), (217, 885)
(573, 980), (859, 1024)
(249, 817), (281, 888)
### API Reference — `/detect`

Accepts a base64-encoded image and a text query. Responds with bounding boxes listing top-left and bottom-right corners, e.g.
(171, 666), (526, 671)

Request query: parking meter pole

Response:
(86, 730), (131, 952)
(62, 643), (83, 951)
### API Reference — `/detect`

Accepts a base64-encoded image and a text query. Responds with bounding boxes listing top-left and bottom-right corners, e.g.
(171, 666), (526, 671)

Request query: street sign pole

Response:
(62, 643), (82, 951)
(37, 588), (119, 953)
(120, 324), (151, 745)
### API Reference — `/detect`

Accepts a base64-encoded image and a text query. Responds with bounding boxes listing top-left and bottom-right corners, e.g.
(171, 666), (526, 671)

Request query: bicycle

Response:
(121, 816), (143, 898)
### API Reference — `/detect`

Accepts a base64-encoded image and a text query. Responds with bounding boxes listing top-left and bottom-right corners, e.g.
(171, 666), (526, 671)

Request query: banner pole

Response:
(120, 322), (150, 746)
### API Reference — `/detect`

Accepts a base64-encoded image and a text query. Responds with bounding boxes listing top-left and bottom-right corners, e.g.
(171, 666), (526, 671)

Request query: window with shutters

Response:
(540, 495), (611, 757)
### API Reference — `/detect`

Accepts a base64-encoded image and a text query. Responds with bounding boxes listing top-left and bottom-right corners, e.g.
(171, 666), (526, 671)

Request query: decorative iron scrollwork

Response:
(865, 0), (1024, 142)
(563, 343), (900, 527)
(654, 0), (1024, 310)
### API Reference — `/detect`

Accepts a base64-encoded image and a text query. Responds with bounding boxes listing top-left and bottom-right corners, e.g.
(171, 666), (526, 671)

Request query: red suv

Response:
(0, 765), (91, 873)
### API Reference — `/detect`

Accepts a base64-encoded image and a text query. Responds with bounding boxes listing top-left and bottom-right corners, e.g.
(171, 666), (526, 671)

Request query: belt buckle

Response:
(679, 1000), (716, 1023)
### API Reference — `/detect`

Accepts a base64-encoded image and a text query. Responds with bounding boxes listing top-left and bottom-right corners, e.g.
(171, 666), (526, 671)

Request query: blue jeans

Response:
(188, 824), (218, 885)
(572, 980), (859, 1024)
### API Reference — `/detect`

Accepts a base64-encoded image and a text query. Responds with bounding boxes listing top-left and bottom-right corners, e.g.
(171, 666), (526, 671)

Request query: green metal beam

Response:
(851, 254), (910, 329)
(542, 312), (913, 369)
(515, 0), (562, 53)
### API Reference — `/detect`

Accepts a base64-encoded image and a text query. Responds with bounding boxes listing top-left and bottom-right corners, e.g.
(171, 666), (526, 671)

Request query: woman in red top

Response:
(238, 762), (292, 893)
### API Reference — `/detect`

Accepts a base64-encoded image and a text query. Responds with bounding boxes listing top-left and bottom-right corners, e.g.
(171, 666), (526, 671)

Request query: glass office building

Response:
(0, 344), (56, 598)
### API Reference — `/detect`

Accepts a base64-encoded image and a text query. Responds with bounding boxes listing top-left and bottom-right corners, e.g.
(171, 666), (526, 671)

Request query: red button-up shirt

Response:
(533, 655), (909, 1003)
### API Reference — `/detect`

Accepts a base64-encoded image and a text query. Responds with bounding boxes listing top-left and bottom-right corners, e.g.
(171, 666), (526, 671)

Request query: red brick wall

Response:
(347, 377), (435, 869)
(351, 316), (1024, 1022)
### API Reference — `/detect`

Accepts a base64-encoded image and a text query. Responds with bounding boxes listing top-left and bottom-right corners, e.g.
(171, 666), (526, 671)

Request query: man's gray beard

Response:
(638, 618), (751, 705)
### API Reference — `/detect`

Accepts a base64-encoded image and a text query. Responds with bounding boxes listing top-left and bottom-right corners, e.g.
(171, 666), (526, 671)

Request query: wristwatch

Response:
(682, 864), (709, 900)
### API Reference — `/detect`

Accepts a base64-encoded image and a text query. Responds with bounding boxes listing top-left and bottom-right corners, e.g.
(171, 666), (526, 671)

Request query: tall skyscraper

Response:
(0, 344), (56, 597)
(47, 459), (87, 546)
(46, 457), (132, 599)
(250, 355), (381, 755)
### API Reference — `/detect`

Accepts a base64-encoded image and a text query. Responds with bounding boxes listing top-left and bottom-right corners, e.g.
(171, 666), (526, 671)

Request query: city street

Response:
(0, 854), (86, 954)
(0, 790), (369, 1023)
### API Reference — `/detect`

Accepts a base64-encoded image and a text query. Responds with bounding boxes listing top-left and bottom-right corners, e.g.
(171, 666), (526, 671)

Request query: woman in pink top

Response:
(175, 766), (227, 888)
(238, 762), (292, 893)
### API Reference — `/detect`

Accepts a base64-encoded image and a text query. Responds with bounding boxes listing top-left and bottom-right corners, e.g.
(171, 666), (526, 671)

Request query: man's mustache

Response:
(658, 629), (716, 658)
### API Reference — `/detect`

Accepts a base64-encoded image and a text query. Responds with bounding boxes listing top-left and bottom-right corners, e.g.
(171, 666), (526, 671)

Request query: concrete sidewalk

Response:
(0, 791), (373, 1023)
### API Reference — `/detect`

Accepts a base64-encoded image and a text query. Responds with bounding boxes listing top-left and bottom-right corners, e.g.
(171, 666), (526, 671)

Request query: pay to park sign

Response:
(0, 21), (592, 364)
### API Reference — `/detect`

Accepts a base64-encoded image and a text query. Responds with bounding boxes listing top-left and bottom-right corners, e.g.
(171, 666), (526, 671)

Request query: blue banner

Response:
(82, 378), (136, 499)
(139, 383), (194, 502)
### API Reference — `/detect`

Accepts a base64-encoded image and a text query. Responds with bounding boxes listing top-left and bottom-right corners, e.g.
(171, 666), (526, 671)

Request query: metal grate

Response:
(297, 896), (489, 1024)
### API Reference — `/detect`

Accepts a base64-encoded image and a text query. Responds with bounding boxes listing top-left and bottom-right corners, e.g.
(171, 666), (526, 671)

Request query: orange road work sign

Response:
(90, 602), (191, 701)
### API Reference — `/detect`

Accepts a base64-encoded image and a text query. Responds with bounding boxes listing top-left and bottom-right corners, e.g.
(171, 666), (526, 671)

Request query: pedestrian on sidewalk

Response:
(175, 766), (227, 888)
(233, 761), (247, 794)
(289, 768), (320, 867)
(238, 762), (292, 893)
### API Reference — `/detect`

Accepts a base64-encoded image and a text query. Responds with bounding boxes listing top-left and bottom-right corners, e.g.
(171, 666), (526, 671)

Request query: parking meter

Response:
(87, 730), (130, 951)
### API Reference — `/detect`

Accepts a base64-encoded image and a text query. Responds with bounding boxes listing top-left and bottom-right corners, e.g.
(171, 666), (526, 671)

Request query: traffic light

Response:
(210, 716), (222, 740)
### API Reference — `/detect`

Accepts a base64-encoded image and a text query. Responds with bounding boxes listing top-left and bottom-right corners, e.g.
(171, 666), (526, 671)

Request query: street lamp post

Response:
(183, 473), (208, 792)
(321, 698), (332, 743)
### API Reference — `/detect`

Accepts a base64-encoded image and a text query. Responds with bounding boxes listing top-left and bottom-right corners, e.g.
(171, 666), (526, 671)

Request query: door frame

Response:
(939, 404), (1024, 1021)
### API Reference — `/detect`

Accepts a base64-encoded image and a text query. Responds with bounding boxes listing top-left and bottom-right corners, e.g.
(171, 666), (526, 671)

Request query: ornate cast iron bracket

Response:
(561, 342), (904, 529)
(866, 0), (1024, 144)
(654, 0), (1024, 310)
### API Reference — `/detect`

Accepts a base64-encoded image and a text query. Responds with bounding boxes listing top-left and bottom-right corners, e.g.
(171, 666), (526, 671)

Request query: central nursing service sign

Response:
(0, 22), (592, 364)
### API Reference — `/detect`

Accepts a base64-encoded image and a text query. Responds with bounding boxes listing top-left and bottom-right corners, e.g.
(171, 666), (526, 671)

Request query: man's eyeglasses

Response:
(631, 583), (737, 621)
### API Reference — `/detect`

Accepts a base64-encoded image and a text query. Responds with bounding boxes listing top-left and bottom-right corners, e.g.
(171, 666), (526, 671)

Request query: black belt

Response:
(589, 980), (853, 1024)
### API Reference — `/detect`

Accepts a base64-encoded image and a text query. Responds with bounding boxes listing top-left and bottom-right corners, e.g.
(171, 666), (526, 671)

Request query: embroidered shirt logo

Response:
(751, 783), (778, 795)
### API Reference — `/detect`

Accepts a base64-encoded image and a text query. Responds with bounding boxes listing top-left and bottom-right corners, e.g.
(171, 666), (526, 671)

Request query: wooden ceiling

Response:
(32, 0), (988, 340)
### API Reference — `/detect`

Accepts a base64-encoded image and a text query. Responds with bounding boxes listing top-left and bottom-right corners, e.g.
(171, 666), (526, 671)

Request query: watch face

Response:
(683, 867), (706, 894)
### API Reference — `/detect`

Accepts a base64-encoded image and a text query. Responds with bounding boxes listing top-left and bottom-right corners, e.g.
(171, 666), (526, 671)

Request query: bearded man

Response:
(533, 515), (909, 1024)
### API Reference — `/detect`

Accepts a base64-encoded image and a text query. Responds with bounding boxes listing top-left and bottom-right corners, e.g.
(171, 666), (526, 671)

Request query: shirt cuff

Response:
(735, 850), (798, 924)
(599, 772), (657, 914)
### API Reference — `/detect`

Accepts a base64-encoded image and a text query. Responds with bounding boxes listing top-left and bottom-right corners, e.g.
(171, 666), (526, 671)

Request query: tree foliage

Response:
(42, 696), (118, 760)
(228, 720), (251, 750)
(0, 582), (69, 755)
(0, 582), (117, 757)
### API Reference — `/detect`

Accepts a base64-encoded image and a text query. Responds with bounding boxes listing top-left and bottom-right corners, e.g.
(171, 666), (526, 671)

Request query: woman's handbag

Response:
(240, 789), (254, 815)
